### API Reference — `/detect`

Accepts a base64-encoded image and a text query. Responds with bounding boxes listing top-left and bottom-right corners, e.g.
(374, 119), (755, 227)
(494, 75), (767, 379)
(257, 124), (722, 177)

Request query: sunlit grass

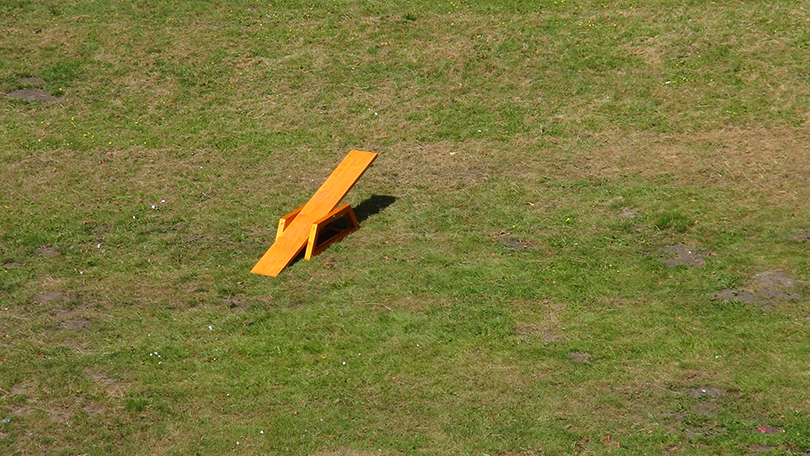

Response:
(1, 0), (809, 454)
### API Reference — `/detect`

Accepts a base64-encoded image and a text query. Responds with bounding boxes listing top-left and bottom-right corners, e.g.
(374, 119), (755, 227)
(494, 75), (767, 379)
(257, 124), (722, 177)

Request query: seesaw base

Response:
(277, 203), (359, 261)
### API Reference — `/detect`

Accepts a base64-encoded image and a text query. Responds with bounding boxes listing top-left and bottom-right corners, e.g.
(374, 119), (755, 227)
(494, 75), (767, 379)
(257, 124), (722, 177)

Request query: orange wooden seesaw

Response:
(251, 150), (378, 277)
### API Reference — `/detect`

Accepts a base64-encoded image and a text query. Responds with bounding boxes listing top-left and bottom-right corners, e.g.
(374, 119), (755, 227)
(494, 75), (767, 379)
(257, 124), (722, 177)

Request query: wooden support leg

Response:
(276, 205), (304, 240)
(305, 204), (359, 260)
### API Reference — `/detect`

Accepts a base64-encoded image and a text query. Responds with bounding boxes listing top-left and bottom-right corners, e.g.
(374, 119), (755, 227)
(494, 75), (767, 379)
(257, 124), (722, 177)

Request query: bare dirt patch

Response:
(569, 352), (592, 364)
(61, 319), (92, 331)
(6, 88), (60, 103)
(223, 296), (250, 311)
(496, 230), (538, 250)
(715, 270), (802, 306)
(32, 291), (64, 305)
(694, 401), (721, 417)
(688, 386), (727, 398)
(35, 246), (61, 258)
(47, 406), (72, 424)
(749, 445), (776, 453)
(515, 322), (564, 342)
(659, 244), (709, 268)
(88, 372), (128, 398)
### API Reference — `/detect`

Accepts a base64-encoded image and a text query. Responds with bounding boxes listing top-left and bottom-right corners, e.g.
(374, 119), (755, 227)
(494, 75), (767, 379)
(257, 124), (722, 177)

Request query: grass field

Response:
(1, 0), (810, 454)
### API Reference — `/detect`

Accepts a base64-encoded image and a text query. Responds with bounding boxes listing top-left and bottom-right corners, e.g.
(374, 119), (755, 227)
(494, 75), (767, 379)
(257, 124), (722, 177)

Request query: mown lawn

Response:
(1, 0), (809, 454)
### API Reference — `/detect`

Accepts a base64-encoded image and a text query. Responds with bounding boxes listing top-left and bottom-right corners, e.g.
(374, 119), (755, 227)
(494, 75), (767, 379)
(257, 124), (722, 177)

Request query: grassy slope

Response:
(1, 0), (809, 454)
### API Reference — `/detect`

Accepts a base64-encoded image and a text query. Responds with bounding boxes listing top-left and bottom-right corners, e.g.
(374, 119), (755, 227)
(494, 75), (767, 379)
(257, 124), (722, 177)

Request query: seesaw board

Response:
(250, 150), (377, 277)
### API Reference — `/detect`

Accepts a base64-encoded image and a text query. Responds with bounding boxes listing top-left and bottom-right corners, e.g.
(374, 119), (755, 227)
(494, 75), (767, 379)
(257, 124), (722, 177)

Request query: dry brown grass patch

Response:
(531, 126), (810, 202)
(374, 140), (495, 191)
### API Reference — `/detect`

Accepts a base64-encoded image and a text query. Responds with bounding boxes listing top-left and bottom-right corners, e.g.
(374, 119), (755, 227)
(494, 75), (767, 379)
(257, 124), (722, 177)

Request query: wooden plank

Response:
(251, 150), (377, 277)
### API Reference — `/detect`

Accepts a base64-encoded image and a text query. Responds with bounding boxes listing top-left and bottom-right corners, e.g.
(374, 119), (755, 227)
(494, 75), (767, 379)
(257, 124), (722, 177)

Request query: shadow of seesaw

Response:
(353, 194), (397, 224)
(283, 194), (397, 267)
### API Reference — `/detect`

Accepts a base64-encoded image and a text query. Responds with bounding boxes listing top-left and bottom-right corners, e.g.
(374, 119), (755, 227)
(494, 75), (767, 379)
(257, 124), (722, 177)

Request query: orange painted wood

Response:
(305, 203), (359, 260)
(251, 150), (378, 277)
(276, 205), (303, 240)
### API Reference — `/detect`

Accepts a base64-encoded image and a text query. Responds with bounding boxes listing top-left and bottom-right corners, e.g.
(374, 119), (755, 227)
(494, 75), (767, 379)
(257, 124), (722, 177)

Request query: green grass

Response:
(2, 0), (810, 454)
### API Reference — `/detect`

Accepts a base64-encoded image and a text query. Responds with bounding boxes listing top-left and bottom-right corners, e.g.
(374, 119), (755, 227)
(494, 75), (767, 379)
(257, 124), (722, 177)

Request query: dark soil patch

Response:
(748, 445), (776, 453)
(660, 410), (687, 423)
(6, 88), (60, 103)
(694, 401), (720, 417)
(88, 372), (128, 397)
(569, 352), (592, 363)
(61, 319), (92, 331)
(501, 236), (536, 250)
(496, 231), (537, 250)
(224, 296), (249, 310)
(715, 289), (758, 304)
(35, 246), (60, 258)
(681, 424), (726, 440)
(688, 386), (726, 398)
(32, 291), (64, 304)
(715, 270), (802, 306)
(756, 270), (797, 290)
(659, 244), (708, 268)
(48, 406), (72, 423)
